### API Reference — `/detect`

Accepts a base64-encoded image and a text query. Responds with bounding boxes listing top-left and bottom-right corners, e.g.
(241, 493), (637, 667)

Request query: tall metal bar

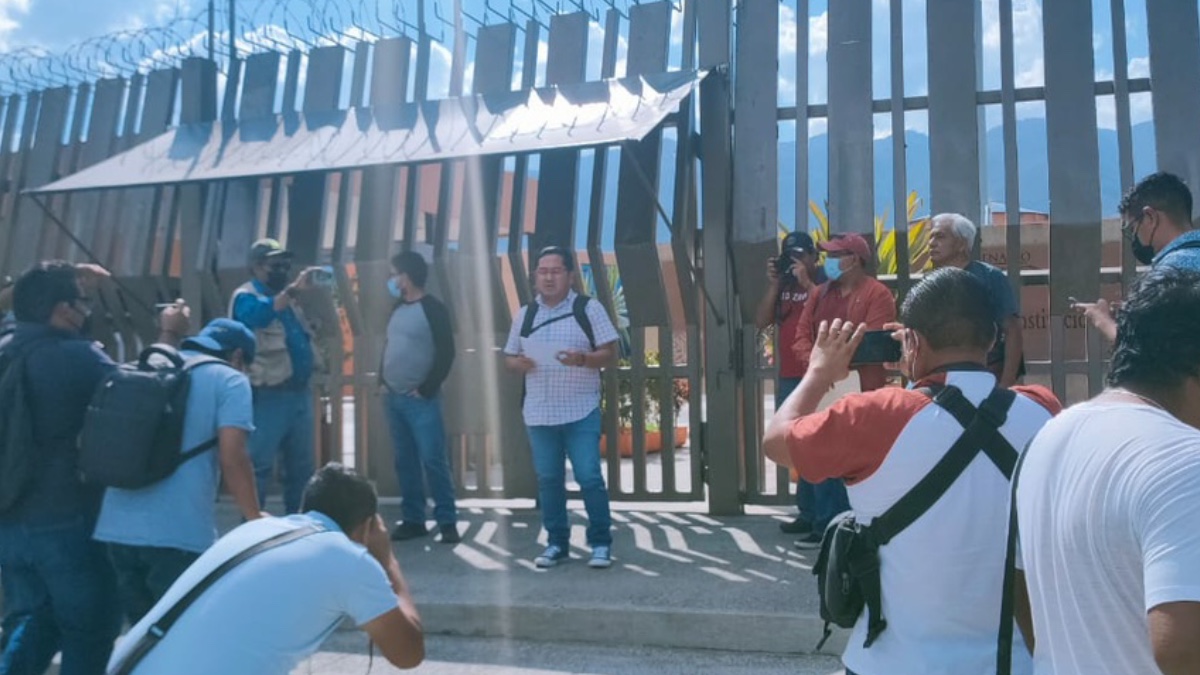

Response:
(1145, 0), (1200, 216)
(927, 0), (981, 222)
(1043, 0), (1102, 402)
(890, 0), (911, 299)
(697, 0), (741, 515)
(826, 0), (873, 237)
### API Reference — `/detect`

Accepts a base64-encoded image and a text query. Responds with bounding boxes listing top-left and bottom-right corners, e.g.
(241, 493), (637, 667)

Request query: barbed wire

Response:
(0, 0), (641, 96)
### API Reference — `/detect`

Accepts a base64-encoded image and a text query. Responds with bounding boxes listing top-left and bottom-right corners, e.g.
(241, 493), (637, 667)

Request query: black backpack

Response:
(79, 345), (225, 490)
(812, 385), (1018, 656)
(519, 294), (597, 351)
(0, 337), (52, 514)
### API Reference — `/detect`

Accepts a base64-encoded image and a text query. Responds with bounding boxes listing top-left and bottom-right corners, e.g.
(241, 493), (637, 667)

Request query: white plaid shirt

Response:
(504, 291), (620, 427)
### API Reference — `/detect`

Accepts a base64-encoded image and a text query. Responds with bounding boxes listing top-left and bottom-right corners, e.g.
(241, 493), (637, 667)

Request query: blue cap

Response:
(182, 318), (257, 364)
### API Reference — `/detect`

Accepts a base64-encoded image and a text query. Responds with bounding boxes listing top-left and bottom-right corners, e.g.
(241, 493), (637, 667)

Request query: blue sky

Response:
(0, 0), (1163, 138)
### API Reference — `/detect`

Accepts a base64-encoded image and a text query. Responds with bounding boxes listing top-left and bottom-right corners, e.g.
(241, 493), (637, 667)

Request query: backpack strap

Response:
(176, 354), (233, 462)
(858, 385), (1017, 647)
(926, 386), (1019, 478)
(572, 294), (597, 351)
(866, 386), (1017, 546)
(519, 301), (540, 339)
(110, 523), (323, 675)
(996, 440), (1033, 675)
(521, 295), (598, 351)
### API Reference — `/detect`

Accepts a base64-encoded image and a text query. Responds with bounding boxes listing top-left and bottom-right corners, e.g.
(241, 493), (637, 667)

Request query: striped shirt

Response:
(504, 291), (619, 427)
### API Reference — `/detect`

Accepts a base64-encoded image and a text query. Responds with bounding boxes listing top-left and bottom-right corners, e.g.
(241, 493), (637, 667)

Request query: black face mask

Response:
(265, 269), (290, 292)
(1131, 236), (1156, 265)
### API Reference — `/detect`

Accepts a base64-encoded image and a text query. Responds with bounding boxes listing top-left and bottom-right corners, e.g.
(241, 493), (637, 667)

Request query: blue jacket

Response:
(0, 323), (115, 525)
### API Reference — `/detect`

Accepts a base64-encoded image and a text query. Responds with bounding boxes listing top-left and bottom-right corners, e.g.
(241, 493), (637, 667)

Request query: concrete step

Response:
(222, 500), (849, 657)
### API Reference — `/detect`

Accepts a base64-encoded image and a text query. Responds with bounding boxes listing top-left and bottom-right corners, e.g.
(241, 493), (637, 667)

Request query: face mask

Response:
(387, 277), (403, 299)
(1131, 237), (1156, 265)
(71, 301), (93, 337)
(265, 269), (289, 292)
(823, 257), (843, 282)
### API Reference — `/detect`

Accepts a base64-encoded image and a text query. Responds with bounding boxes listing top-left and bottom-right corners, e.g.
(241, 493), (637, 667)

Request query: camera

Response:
(776, 252), (798, 278)
(308, 266), (335, 288)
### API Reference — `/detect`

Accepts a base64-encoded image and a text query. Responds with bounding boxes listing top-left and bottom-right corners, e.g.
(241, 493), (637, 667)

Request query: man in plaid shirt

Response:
(504, 246), (620, 569)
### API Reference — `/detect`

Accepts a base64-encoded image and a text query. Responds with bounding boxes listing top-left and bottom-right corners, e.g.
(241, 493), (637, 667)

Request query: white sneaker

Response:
(588, 545), (612, 569)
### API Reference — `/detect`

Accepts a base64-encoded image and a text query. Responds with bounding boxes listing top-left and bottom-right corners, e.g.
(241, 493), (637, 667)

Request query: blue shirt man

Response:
(0, 261), (122, 674)
(93, 319), (263, 625)
(1079, 172), (1200, 341)
(231, 238), (325, 514)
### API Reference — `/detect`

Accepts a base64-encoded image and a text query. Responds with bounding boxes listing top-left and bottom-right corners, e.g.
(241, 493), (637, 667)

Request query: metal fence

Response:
(0, 0), (1197, 513)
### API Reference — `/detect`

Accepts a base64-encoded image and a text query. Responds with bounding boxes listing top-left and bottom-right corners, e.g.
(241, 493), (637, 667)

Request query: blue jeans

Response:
(526, 408), (612, 549)
(385, 392), (458, 527)
(249, 388), (315, 514)
(778, 376), (849, 532)
(107, 543), (200, 626)
(0, 516), (121, 675)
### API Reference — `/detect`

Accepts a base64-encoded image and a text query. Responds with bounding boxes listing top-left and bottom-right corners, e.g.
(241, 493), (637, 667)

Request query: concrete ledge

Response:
(421, 603), (848, 656)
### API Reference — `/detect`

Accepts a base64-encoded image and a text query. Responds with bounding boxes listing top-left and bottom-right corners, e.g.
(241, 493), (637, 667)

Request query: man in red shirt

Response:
(789, 233), (897, 547)
(756, 231), (826, 535)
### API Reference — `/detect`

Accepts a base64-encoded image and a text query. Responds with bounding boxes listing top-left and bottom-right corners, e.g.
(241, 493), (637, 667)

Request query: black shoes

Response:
(793, 532), (823, 549)
(438, 524), (461, 544)
(779, 516), (813, 535)
(390, 522), (428, 541)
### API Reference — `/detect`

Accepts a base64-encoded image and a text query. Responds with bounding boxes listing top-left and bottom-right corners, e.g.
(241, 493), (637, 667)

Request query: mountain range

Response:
(560, 118), (1157, 248)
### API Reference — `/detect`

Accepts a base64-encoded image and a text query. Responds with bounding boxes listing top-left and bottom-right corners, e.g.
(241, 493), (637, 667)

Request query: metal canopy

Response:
(29, 70), (705, 196)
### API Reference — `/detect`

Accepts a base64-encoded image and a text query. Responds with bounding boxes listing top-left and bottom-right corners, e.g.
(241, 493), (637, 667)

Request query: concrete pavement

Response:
(294, 634), (845, 674)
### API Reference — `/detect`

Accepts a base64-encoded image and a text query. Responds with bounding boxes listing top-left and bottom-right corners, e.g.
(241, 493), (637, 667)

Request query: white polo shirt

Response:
(107, 512), (398, 675)
(786, 370), (1060, 675)
(504, 291), (620, 426)
(1016, 400), (1200, 674)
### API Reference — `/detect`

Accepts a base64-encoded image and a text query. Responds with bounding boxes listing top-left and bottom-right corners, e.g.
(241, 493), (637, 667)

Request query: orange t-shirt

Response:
(792, 277), (897, 391)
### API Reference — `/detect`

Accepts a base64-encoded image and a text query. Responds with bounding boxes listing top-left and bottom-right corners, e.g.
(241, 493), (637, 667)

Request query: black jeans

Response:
(107, 543), (200, 625)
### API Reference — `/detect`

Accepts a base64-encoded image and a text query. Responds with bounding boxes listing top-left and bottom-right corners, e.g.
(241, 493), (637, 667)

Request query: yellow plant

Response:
(784, 192), (932, 274)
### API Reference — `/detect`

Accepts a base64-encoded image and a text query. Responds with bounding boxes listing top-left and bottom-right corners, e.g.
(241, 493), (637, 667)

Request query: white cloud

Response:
(1128, 56), (1149, 78)
(809, 10), (828, 58)
(0, 0), (31, 49)
(981, 0), (1045, 88)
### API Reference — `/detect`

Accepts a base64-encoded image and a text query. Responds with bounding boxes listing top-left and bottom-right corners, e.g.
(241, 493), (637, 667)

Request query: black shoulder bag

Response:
(812, 385), (1018, 651)
(109, 524), (323, 675)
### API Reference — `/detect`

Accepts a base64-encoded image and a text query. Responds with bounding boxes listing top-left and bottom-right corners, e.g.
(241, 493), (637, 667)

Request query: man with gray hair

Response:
(928, 213), (1025, 387)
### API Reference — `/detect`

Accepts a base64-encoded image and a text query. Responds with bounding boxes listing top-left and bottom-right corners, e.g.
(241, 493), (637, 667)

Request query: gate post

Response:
(698, 0), (744, 516)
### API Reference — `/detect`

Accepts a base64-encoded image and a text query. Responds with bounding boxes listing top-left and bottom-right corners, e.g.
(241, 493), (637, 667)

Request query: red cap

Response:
(818, 233), (872, 263)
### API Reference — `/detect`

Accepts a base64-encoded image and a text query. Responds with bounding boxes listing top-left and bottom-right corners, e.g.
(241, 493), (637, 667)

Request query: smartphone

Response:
(850, 329), (902, 365)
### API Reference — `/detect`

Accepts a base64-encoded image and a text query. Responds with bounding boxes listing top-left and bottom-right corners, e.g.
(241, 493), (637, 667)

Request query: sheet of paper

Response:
(520, 337), (568, 367)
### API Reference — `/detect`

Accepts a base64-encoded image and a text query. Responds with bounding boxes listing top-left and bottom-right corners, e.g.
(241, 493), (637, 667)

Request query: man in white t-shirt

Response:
(106, 463), (424, 674)
(1016, 267), (1200, 675)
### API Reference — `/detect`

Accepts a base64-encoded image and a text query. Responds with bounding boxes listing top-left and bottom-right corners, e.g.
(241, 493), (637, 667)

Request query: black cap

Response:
(248, 238), (294, 265)
(781, 231), (816, 256)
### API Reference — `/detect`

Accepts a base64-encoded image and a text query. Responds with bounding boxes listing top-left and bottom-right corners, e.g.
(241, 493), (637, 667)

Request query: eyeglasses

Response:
(267, 262), (292, 272)
(1121, 212), (1146, 241)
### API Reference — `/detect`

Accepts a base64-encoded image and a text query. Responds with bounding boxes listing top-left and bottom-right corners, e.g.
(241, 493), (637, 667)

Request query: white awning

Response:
(28, 69), (704, 195)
